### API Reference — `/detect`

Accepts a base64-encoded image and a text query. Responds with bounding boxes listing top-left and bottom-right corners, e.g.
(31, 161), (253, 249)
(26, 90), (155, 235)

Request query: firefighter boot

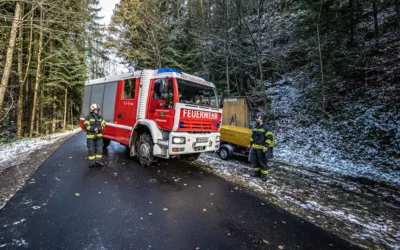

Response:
(252, 167), (261, 177)
(95, 154), (104, 167)
(261, 174), (269, 182)
(89, 161), (96, 168)
(261, 170), (269, 182)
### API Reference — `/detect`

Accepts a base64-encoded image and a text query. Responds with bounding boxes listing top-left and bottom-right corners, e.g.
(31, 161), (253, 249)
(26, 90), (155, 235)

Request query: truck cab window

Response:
(153, 78), (174, 109)
(177, 79), (219, 108)
(123, 79), (135, 99)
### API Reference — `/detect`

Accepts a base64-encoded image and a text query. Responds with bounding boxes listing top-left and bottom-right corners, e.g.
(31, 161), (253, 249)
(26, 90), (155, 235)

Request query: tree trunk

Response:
(52, 95), (57, 133)
(395, 0), (400, 28)
(372, 0), (379, 40)
(24, 8), (34, 135)
(0, 1), (22, 118)
(225, 0), (230, 97)
(317, 24), (325, 111)
(36, 112), (39, 135)
(70, 101), (73, 128)
(257, 55), (263, 86)
(63, 85), (68, 129)
(30, 7), (44, 137)
(349, 0), (354, 46)
(38, 85), (44, 135)
(257, 0), (263, 86)
(17, 4), (24, 138)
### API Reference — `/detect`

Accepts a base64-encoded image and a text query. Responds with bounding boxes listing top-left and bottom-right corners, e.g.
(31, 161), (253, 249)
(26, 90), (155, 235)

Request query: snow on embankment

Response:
(266, 74), (400, 185)
(0, 129), (80, 171)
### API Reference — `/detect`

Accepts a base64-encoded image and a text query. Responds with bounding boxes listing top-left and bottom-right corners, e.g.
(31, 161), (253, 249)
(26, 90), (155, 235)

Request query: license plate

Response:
(196, 137), (208, 143)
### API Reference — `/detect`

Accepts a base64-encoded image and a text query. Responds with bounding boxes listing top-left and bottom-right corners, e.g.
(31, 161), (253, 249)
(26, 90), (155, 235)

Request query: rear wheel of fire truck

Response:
(103, 138), (111, 148)
(180, 153), (201, 161)
(136, 133), (156, 167)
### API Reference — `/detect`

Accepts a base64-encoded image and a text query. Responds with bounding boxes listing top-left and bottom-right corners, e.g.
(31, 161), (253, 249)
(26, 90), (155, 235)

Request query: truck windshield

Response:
(177, 79), (219, 108)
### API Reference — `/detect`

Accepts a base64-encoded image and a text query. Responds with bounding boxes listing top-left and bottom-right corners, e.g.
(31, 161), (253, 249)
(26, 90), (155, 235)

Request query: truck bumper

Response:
(168, 132), (220, 155)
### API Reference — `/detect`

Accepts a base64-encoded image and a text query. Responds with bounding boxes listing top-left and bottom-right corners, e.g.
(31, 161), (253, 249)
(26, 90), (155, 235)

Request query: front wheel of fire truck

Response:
(135, 133), (156, 167)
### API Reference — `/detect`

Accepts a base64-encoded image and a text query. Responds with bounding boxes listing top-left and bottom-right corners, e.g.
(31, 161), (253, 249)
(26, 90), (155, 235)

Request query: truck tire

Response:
(103, 138), (111, 148)
(219, 147), (230, 160)
(136, 133), (156, 167)
(180, 153), (201, 161)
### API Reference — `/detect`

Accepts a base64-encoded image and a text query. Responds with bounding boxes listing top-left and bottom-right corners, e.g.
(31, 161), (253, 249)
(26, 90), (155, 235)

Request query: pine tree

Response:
(0, 0), (106, 137)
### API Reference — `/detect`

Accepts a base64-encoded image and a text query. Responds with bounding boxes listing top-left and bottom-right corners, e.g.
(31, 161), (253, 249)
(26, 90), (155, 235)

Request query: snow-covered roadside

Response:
(195, 153), (400, 249)
(0, 129), (80, 210)
(266, 76), (400, 186)
(0, 129), (80, 171)
(274, 124), (400, 185)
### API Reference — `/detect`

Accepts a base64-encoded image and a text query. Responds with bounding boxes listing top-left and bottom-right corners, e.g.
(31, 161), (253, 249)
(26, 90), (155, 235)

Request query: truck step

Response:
(154, 154), (168, 159)
(157, 139), (169, 147)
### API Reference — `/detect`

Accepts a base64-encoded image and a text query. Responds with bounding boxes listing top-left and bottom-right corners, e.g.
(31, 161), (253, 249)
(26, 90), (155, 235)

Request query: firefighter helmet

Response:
(90, 103), (100, 113)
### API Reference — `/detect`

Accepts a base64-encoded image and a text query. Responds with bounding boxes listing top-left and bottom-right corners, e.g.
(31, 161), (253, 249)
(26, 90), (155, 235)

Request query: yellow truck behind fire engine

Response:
(218, 125), (252, 160)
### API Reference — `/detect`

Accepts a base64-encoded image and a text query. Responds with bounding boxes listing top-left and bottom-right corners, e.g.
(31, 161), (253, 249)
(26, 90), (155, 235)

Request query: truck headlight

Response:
(216, 136), (220, 142)
(172, 137), (185, 144)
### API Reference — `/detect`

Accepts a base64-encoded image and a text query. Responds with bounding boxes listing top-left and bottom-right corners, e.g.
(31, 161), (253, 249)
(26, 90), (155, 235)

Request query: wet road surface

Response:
(0, 132), (360, 249)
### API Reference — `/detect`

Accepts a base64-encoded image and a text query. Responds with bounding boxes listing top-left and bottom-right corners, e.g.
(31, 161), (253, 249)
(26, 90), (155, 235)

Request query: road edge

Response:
(192, 159), (370, 250)
(0, 130), (80, 210)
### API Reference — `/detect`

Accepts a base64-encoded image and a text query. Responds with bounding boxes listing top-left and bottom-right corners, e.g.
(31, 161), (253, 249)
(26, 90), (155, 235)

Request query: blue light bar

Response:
(157, 68), (182, 74)
(202, 77), (212, 83)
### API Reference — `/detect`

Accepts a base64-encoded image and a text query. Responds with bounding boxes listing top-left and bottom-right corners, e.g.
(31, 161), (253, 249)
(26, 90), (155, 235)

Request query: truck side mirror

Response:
(159, 79), (166, 93)
(155, 78), (167, 94)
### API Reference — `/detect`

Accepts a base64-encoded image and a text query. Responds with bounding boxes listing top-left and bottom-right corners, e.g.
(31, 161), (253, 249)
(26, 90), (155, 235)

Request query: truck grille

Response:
(179, 121), (213, 131)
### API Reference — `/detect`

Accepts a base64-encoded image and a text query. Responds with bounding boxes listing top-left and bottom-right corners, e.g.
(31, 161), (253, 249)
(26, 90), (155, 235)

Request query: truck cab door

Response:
(115, 78), (139, 145)
(147, 78), (176, 131)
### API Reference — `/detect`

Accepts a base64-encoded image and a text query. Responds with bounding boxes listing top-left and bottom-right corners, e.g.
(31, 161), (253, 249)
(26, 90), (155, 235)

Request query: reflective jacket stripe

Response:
(87, 134), (102, 139)
(253, 128), (265, 132)
(265, 140), (273, 147)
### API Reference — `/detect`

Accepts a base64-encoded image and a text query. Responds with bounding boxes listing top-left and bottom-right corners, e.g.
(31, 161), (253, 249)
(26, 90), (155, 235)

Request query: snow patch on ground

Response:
(266, 73), (400, 185)
(0, 129), (80, 171)
(196, 153), (400, 249)
(274, 125), (400, 185)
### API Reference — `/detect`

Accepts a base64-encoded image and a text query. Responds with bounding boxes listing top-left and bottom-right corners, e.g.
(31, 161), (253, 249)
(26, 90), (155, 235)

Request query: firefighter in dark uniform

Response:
(84, 104), (106, 168)
(249, 115), (274, 181)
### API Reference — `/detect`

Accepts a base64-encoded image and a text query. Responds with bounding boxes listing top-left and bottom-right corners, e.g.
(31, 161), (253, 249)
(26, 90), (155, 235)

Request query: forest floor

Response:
(196, 153), (400, 250)
(0, 129), (80, 210)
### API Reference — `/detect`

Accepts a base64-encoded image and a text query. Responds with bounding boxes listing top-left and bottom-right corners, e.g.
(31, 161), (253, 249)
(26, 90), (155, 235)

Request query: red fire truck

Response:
(80, 68), (223, 166)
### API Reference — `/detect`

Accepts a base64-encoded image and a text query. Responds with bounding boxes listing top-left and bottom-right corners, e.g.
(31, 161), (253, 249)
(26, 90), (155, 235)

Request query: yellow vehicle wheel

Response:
(219, 147), (230, 160)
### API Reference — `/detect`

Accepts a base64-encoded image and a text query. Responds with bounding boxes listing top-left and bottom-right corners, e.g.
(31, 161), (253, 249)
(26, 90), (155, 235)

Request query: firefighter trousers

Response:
(250, 149), (269, 175)
(87, 138), (103, 163)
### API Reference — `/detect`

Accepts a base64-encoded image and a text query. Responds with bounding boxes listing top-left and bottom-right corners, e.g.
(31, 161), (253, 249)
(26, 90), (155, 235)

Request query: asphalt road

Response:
(0, 132), (359, 250)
